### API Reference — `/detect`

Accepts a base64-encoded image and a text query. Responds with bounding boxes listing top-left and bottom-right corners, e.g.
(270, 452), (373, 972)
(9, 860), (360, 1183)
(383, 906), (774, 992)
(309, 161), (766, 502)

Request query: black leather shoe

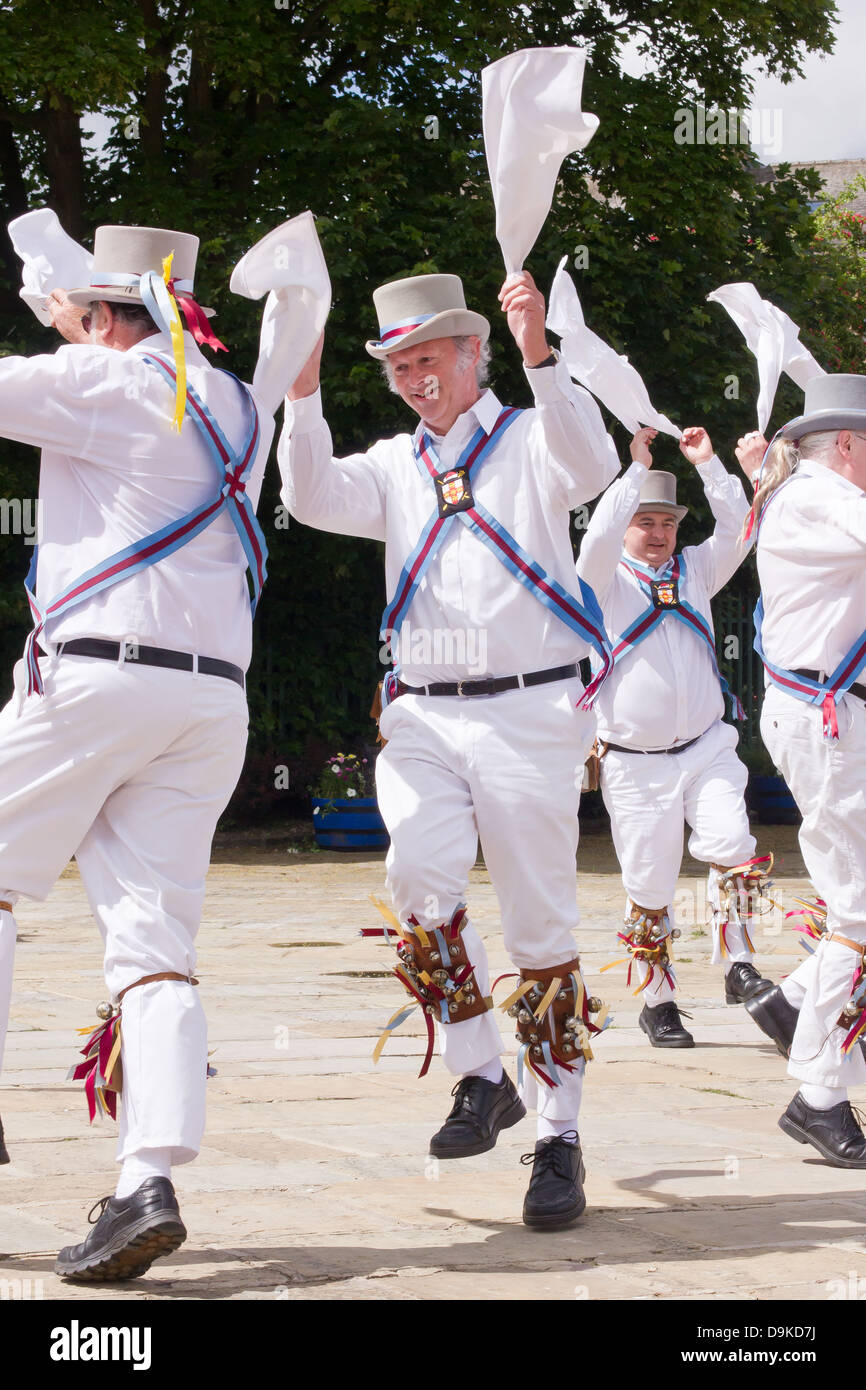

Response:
(521, 1133), (586, 1229)
(55, 1177), (186, 1281)
(429, 1072), (526, 1158)
(745, 984), (799, 1057)
(639, 1000), (695, 1048)
(778, 1092), (866, 1168)
(0, 1115), (9, 1165)
(725, 961), (774, 1005)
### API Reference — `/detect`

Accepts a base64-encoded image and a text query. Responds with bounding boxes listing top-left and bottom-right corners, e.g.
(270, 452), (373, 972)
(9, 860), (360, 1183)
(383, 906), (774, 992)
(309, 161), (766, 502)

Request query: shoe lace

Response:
(87, 1195), (112, 1225)
(843, 1103), (866, 1137)
(447, 1077), (481, 1117)
(519, 1132), (579, 1177)
(654, 1001), (693, 1023)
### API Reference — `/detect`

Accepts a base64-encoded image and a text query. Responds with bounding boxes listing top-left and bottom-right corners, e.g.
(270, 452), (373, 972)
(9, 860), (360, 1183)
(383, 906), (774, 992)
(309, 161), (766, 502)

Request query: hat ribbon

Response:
(375, 312), (435, 346)
(90, 258), (226, 430)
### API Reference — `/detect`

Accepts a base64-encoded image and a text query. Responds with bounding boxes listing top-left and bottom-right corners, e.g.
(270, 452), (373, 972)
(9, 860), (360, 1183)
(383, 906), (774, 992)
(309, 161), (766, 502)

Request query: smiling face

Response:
(386, 335), (482, 435)
(624, 509), (680, 568)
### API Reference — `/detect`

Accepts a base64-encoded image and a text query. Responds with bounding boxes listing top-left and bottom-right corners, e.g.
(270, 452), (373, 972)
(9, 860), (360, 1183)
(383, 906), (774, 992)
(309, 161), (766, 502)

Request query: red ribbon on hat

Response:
(167, 279), (227, 353)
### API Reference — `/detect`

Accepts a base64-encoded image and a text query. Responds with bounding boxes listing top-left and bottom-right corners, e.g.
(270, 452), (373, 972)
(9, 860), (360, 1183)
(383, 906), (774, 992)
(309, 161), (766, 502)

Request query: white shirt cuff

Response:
(284, 386), (324, 431)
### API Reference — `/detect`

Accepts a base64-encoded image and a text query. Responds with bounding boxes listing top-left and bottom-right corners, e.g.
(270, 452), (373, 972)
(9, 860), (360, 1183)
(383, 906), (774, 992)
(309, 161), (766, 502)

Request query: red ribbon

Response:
(822, 692), (839, 741)
(167, 281), (227, 353)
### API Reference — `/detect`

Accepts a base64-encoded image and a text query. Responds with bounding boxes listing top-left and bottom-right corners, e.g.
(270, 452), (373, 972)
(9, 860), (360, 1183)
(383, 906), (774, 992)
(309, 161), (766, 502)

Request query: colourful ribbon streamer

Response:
(68, 1012), (122, 1122)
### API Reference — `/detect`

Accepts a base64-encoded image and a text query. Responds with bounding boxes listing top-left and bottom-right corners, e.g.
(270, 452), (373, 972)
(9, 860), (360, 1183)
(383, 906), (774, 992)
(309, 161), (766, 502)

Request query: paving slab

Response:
(1, 822), (861, 1309)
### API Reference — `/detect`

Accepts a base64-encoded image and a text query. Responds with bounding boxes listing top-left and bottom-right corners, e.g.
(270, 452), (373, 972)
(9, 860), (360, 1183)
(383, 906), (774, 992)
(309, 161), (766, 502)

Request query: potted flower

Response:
(311, 752), (389, 851)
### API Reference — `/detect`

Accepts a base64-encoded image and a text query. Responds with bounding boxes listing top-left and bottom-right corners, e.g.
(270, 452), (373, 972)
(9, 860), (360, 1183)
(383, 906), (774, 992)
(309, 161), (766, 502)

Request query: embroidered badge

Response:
(651, 578), (680, 609)
(434, 467), (474, 518)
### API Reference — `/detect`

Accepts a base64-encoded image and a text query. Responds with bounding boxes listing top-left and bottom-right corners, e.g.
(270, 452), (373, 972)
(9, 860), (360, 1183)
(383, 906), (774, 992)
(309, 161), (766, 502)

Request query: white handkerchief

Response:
(707, 282), (825, 432)
(230, 211), (331, 414)
(482, 47), (599, 274)
(8, 208), (93, 326)
(547, 258), (680, 438)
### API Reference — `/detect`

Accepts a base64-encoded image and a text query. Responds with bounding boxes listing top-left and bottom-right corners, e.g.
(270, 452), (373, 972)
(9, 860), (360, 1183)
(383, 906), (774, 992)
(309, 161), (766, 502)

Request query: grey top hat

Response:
(781, 373), (866, 440)
(67, 225), (213, 315)
(632, 470), (688, 521)
(365, 273), (489, 359)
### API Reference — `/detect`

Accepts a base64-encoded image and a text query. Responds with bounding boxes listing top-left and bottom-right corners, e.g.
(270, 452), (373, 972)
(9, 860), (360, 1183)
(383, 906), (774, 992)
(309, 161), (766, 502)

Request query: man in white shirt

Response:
(577, 426), (774, 1046)
(0, 225), (273, 1276)
(739, 375), (866, 1166)
(280, 269), (618, 1229)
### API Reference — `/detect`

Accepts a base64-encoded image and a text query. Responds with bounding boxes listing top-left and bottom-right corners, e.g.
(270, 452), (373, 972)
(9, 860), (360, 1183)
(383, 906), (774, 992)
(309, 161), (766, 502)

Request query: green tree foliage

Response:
(0, 0), (852, 800)
(808, 174), (866, 374)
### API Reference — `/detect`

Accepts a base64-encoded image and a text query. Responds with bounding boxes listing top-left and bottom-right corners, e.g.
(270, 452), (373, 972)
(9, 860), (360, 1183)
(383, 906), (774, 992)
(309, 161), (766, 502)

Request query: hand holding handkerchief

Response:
(230, 211), (331, 415)
(8, 208), (93, 326)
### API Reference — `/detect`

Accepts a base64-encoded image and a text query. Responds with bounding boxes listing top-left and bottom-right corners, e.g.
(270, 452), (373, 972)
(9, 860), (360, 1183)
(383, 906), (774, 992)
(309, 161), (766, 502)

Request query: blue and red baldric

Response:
(23, 354), (267, 696)
(380, 407), (613, 706)
(606, 552), (745, 720)
(753, 474), (866, 740)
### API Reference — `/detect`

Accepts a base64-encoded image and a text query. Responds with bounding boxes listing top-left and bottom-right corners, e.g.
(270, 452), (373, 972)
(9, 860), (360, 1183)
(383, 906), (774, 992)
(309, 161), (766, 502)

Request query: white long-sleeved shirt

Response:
(0, 330), (274, 669)
(756, 458), (866, 680)
(278, 359), (619, 685)
(576, 455), (751, 748)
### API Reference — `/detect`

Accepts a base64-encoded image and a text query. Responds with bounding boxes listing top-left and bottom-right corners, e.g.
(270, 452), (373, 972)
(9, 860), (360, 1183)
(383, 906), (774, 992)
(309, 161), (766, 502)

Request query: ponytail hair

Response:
(743, 428), (839, 541)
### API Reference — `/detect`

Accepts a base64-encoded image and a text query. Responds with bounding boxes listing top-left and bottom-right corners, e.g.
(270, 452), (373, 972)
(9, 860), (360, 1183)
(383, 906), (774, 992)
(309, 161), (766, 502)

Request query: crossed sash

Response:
(753, 475), (866, 740)
(380, 406), (612, 703)
(606, 552), (745, 720)
(23, 353), (267, 697)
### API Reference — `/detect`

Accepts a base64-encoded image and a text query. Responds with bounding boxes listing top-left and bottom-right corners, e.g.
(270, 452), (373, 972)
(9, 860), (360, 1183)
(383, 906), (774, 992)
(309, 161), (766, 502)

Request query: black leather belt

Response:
(792, 668), (866, 703)
(50, 638), (245, 689)
(396, 661), (579, 698)
(602, 734), (702, 757)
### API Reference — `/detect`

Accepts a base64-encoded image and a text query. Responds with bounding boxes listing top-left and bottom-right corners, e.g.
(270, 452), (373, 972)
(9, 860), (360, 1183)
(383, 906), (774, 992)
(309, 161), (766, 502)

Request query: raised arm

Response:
(499, 271), (620, 507)
(576, 427), (656, 601)
(679, 426), (752, 595)
(278, 332), (388, 541)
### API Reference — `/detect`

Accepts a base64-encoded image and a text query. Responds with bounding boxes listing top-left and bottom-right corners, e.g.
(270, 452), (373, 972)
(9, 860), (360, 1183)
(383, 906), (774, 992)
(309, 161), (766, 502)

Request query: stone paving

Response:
(2, 821), (865, 1303)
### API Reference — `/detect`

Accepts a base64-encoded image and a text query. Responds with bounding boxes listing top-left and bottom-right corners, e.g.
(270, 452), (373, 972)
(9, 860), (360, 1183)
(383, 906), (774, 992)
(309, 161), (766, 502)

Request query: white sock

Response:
(537, 1114), (578, 1143)
(635, 958), (677, 1004)
(463, 1057), (503, 1084)
(116, 1147), (173, 1200)
(799, 1082), (846, 1111)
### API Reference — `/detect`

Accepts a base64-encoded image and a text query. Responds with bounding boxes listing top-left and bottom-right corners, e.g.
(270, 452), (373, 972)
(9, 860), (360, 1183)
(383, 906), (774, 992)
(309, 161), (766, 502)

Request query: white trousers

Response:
(761, 684), (866, 1087)
(376, 679), (593, 1121)
(0, 653), (248, 1163)
(600, 719), (757, 1000)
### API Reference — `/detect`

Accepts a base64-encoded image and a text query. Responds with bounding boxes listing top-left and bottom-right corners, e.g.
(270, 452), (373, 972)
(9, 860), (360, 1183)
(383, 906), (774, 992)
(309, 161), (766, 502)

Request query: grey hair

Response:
(744, 428), (841, 540)
(381, 334), (492, 393)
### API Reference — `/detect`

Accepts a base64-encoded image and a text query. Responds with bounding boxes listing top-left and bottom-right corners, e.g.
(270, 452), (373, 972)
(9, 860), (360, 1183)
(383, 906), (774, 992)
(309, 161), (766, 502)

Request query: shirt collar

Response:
(126, 330), (207, 369)
(621, 547), (673, 578)
(796, 457), (866, 496)
(413, 388), (504, 448)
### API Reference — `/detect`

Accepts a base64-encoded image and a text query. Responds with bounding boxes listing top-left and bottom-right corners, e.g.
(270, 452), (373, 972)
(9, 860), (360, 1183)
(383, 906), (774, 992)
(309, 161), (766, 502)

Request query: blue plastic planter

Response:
(311, 796), (390, 850)
(746, 773), (801, 825)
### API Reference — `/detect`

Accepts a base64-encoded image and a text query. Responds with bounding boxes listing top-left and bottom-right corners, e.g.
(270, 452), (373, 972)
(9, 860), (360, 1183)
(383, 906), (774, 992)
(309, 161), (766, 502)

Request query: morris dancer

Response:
(739, 375), (866, 1166)
(280, 270), (618, 1228)
(0, 225), (272, 1275)
(577, 426), (775, 1046)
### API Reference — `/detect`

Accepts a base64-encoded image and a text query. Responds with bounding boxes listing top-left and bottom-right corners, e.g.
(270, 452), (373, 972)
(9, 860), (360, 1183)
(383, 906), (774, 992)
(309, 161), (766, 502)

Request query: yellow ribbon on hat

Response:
(162, 252), (187, 433)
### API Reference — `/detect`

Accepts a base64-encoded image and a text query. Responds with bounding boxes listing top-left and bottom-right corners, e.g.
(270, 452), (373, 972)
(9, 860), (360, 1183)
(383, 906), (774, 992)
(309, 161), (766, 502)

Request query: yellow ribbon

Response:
(162, 252), (187, 433)
(534, 978), (561, 1021)
(104, 1022), (123, 1094)
(498, 980), (536, 1013)
(373, 1002), (414, 1065)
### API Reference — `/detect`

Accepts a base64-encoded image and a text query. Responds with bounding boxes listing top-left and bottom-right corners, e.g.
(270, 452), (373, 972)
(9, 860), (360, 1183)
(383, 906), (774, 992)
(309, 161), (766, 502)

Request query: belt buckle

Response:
(457, 679), (467, 697)
(119, 637), (140, 667)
